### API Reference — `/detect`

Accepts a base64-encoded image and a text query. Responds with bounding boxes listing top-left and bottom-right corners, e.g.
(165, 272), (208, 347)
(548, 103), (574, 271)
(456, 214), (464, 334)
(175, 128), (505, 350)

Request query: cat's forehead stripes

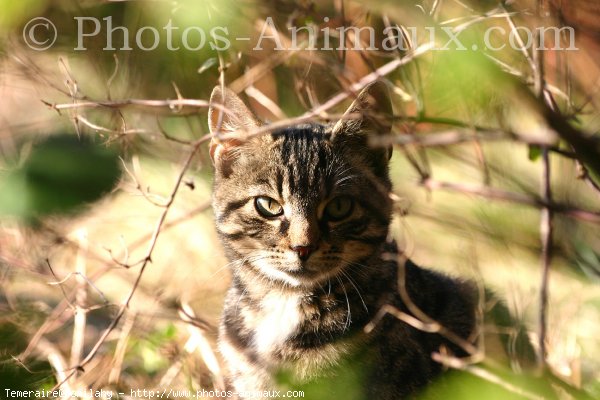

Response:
(272, 124), (334, 207)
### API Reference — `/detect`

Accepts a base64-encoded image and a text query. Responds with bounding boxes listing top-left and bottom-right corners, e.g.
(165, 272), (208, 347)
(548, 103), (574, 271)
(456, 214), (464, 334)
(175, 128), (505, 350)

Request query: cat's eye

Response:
(255, 196), (284, 218)
(324, 196), (354, 221)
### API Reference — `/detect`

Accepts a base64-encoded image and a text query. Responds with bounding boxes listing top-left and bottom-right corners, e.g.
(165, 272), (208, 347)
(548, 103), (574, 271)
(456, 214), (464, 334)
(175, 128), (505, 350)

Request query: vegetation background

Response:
(0, 0), (599, 398)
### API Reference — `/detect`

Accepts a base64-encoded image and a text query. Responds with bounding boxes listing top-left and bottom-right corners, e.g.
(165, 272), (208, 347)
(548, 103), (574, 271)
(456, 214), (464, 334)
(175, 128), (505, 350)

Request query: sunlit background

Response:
(0, 0), (599, 398)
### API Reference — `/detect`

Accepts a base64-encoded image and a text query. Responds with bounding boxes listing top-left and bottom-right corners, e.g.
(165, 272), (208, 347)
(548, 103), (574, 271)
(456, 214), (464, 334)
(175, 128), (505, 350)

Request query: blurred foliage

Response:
(0, 0), (49, 33)
(135, 323), (177, 376)
(0, 321), (54, 392)
(420, 367), (558, 400)
(276, 349), (367, 400)
(0, 134), (120, 221)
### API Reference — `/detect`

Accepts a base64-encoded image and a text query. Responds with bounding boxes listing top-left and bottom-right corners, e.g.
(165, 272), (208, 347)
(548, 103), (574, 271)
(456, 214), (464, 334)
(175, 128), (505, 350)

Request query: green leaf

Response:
(528, 145), (542, 161)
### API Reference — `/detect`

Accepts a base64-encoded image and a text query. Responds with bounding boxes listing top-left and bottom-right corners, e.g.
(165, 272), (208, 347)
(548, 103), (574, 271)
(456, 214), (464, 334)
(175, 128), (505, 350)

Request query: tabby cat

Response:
(208, 82), (477, 399)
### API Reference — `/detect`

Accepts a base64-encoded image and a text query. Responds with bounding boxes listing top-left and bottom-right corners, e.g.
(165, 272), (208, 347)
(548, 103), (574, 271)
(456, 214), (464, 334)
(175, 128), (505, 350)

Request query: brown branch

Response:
(50, 142), (202, 391)
(432, 353), (545, 400)
(46, 45), (434, 150)
(374, 128), (568, 151)
(73, 114), (194, 146)
(303, 43), (434, 119)
(108, 313), (136, 384)
(19, 199), (212, 365)
(155, 117), (195, 145)
(421, 178), (600, 223)
(531, 0), (554, 371)
(538, 147), (553, 368)
(69, 231), (88, 381)
(372, 116), (576, 158)
(47, 98), (210, 112)
(364, 303), (481, 357)
(365, 254), (482, 359)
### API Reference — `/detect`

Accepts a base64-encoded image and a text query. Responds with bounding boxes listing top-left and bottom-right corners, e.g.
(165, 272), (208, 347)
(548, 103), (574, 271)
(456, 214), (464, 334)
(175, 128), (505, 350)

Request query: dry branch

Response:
(421, 178), (600, 224)
(51, 143), (202, 391)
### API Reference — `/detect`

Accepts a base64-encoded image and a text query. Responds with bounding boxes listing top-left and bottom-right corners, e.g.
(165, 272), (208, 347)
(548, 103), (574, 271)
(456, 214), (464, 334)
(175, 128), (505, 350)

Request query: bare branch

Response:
(421, 178), (600, 223)
(432, 353), (545, 400)
(51, 142), (202, 391)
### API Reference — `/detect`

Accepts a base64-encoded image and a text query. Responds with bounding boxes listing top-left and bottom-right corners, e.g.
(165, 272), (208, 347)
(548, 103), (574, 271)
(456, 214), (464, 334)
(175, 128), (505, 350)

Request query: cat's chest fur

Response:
(252, 292), (302, 357)
(247, 288), (355, 359)
(224, 281), (363, 381)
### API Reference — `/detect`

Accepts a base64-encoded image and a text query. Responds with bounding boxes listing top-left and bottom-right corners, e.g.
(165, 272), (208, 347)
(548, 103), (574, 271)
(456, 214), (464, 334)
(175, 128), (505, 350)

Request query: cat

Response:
(208, 82), (478, 399)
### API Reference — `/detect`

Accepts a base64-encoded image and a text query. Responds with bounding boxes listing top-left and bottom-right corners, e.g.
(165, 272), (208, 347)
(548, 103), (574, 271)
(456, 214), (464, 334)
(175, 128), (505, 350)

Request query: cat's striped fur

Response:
(209, 82), (477, 399)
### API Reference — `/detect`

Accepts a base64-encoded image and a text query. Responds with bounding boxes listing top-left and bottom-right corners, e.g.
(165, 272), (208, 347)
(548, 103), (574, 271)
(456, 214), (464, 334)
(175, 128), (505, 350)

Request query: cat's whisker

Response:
(336, 255), (376, 276)
(234, 286), (248, 314)
(202, 263), (233, 283)
(231, 251), (271, 279)
(334, 165), (353, 178)
(339, 269), (368, 313)
(335, 275), (352, 331)
(334, 174), (359, 187)
(197, 254), (254, 286)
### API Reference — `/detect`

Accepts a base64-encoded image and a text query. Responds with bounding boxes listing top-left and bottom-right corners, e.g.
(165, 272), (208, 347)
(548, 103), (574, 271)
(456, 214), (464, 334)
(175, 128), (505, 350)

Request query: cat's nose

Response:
(291, 245), (317, 261)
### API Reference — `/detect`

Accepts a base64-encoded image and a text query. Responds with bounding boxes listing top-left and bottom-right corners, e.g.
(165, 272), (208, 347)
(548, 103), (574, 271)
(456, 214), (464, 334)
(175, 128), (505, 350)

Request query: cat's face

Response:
(209, 83), (393, 288)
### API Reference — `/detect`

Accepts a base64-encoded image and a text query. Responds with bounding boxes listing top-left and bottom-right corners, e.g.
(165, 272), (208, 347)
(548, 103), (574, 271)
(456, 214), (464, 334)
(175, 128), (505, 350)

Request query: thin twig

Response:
(17, 200), (209, 364)
(372, 127), (576, 160)
(51, 142), (202, 391)
(532, 0), (552, 371)
(365, 303), (481, 357)
(69, 229), (88, 380)
(108, 313), (136, 384)
(421, 178), (600, 223)
(538, 147), (553, 368)
(304, 43), (434, 119)
(432, 353), (545, 400)
(47, 98), (209, 112)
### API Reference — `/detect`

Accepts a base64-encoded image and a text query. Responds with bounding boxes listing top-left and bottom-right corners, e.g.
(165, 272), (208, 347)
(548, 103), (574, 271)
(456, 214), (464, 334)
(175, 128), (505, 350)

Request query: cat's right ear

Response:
(331, 81), (393, 161)
(208, 86), (259, 176)
(330, 82), (394, 177)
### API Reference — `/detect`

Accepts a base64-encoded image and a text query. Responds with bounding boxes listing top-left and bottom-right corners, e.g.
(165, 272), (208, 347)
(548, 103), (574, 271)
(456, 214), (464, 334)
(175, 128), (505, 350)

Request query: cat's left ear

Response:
(208, 86), (260, 175)
(331, 81), (393, 160)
